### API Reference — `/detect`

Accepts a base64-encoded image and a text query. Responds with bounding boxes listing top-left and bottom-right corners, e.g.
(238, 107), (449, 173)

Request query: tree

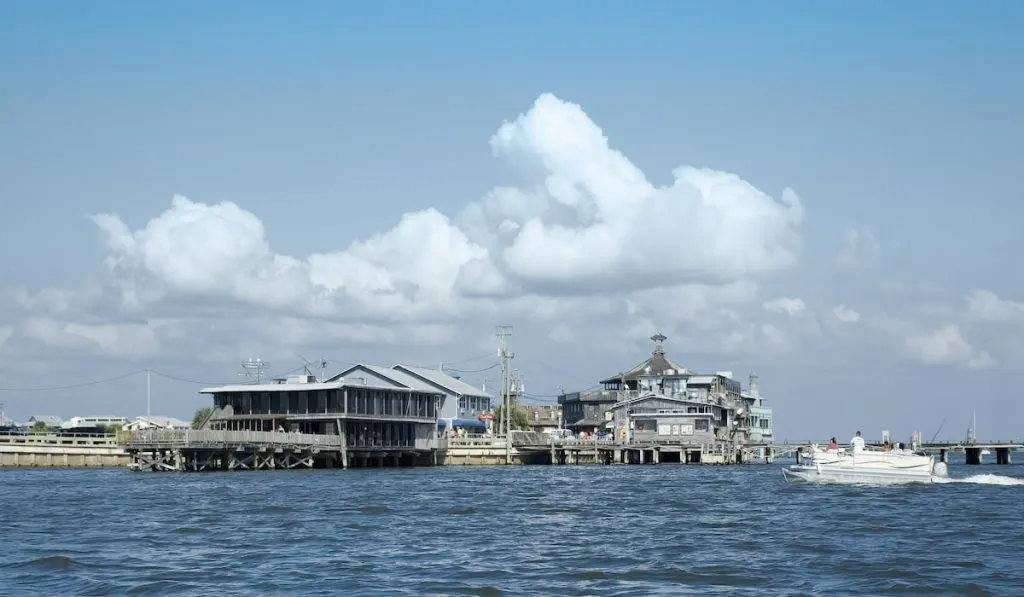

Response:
(192, 406), (214, 429)
(30, 420), (49, 432)
(494, 404), (531, 432)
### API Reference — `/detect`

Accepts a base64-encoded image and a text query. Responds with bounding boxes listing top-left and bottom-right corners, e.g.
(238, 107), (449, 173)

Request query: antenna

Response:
(239, 358), (269, 384)
(292, 350), (328, 383)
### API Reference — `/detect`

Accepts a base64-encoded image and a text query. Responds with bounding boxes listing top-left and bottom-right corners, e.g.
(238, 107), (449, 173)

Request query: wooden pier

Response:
(124, 429), (436, 471)
(122, 429), (1024, 472)
(510, 433), (1024, 467)
(515, 436), (779, 465)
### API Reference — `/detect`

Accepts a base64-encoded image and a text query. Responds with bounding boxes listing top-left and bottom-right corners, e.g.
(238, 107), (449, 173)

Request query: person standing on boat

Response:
(850, 431), (865, 452)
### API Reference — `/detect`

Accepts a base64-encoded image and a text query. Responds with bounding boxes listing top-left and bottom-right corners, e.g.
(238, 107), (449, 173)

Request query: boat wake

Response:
(933, 474), (1024, 486)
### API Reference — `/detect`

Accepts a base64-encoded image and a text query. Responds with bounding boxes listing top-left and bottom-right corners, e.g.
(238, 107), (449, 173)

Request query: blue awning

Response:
(437, 418), (487, 429)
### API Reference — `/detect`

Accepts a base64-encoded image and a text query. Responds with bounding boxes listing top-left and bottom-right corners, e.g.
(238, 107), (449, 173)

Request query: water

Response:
(1, 463), (1022, 596)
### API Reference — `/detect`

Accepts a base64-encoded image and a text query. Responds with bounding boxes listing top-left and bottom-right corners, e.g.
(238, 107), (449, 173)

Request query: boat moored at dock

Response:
(783, 444), (949, 484)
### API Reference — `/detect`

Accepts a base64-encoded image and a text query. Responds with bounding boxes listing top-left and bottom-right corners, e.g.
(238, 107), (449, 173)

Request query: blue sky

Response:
(1, 1), (1022, 441)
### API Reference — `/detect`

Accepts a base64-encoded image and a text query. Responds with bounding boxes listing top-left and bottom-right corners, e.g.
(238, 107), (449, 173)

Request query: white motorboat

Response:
(782, 444), (949, 484)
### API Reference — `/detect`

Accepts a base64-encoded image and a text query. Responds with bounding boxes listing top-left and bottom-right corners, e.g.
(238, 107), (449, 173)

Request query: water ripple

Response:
(1, 464), (1022, 595)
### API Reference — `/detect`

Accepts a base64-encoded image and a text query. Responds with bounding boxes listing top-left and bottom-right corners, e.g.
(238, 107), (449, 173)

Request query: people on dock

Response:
(850, 431), (865, 452)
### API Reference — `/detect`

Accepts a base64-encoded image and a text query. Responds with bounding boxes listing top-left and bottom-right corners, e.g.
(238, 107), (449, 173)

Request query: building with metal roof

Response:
(195, 372), (443, 467)
(327, 363), (493, 433)
(392, 364), (493, 433)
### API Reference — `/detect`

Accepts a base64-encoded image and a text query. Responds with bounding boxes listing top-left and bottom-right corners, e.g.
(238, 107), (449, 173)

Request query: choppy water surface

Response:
(2, 462), (1023, 596)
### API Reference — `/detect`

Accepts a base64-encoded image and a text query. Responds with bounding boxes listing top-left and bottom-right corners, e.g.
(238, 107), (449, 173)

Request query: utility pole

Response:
(240, 358), (269, 385)
(146, 369), (151, 418)
(496, 325), (514, 464)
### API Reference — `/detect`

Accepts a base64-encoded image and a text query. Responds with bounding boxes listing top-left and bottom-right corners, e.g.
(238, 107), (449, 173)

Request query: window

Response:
(695, 419), (709, 432)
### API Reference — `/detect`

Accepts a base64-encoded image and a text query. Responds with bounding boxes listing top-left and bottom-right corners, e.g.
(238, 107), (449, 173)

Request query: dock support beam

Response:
(996, 447), (1012, 465)
(336, 418), (348, 469)
(966, 447), (982, 465)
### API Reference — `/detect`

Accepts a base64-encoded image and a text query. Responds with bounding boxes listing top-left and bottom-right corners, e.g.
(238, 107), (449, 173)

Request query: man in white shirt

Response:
(851, 430), (865, 452)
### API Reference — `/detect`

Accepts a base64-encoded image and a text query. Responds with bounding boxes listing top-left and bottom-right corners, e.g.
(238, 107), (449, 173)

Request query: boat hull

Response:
(782, 464), (941, 484)
(782, 446), (949, 485)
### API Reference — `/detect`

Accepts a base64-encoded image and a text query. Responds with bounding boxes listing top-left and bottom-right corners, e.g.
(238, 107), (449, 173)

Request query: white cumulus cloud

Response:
(763, 297), (806, 317)
(833, 305), (861, 323)
(88, 92), (805, 330)
(472, 94), (805, 289)
(905, 324), (994, 370)
(965, 289), (1024, 325)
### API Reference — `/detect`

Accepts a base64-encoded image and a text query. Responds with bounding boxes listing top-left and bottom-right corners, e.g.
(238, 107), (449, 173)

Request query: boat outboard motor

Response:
(932, 460), (949, 478)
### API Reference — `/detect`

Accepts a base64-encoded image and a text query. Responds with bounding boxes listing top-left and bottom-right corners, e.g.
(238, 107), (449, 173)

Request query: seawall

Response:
(0, 433), (130, 468)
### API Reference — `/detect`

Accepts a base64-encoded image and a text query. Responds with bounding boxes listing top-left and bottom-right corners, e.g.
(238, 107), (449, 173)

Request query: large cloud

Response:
(89, 93), (805, 323)
(465, 94), (805, 290)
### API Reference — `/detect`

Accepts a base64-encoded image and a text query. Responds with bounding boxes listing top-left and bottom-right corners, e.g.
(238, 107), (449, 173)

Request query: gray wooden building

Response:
(558, 333), (774, 444)
(199, 373), (441, 466)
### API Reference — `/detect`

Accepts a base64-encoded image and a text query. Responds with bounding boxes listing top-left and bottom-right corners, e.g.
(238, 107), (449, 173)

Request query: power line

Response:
(443, 363), (500, 374)
(440, 352), (495, 367)
(0, 364), (307, 392)
(148, 370), (233, 386)
(0, 370), (146, 392)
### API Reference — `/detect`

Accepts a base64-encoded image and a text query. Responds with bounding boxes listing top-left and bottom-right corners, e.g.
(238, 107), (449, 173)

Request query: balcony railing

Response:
(126, 429), (346, 448)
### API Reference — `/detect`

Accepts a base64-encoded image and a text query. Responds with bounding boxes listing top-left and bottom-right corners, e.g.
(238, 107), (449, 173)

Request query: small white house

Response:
(123, 416), (191, 431)
(61, 416), (129, 430)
